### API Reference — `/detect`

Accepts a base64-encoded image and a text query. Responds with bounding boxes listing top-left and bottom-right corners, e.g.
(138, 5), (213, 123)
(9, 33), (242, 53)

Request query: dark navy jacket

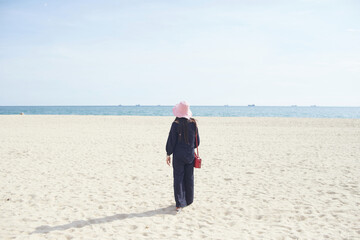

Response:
(166, 118), (200, 164)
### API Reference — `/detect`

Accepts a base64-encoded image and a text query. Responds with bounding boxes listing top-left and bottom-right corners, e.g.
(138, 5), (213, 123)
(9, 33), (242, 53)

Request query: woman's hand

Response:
(166, 155), (171, 166)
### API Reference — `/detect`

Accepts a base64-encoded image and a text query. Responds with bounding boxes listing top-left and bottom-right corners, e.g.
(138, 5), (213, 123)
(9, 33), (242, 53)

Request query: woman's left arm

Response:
(166, 122), (177, 156)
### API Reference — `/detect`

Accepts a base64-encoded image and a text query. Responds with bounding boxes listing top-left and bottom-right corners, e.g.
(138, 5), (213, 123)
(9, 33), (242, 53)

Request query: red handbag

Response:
(194, 128), (201, 168)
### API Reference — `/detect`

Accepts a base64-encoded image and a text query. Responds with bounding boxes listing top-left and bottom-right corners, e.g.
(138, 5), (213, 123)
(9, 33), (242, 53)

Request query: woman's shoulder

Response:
(189, 118), (197, 125)
(171, 119), (180, 128)
(172, 117), (197, 126)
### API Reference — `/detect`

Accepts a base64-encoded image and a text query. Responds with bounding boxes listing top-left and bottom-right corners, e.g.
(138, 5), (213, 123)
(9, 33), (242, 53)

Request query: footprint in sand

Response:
(296, 215), (306, 221)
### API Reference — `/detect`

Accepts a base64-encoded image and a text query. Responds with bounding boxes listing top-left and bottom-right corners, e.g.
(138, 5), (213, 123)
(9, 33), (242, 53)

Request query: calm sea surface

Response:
(0, 106), (359, 119)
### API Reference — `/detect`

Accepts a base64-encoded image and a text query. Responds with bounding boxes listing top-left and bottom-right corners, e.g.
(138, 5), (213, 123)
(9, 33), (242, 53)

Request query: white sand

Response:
(0, 116), (359, 240)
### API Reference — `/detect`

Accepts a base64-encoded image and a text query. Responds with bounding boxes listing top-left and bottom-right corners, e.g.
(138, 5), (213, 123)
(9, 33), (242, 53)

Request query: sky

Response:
(0, 0), (359, 106)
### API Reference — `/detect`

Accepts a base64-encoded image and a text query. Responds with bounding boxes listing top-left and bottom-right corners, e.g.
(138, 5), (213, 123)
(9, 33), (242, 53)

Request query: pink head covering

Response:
(172, 101), (192, 119)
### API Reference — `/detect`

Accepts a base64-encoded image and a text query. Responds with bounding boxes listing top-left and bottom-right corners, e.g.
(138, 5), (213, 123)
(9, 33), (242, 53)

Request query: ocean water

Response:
(0, 106), (359, 119)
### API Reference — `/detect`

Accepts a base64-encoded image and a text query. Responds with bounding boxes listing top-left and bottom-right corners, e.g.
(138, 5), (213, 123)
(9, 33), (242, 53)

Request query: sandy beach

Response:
(0, 115), (359, 240)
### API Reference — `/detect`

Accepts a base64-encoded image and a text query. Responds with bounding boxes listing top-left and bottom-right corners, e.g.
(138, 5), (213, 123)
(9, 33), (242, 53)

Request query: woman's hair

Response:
(174, 117), (196, 144)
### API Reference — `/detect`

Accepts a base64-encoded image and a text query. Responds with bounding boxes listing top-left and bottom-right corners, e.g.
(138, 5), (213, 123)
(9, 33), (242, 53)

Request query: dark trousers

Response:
(173, 158), (194, 208)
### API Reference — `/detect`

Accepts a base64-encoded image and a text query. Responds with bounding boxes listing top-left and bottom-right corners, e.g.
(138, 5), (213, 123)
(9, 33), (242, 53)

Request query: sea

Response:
(0, 106), (359, 119)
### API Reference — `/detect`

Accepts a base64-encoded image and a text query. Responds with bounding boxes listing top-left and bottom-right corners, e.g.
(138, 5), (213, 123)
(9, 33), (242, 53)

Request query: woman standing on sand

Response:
(166, 101), (200, 213)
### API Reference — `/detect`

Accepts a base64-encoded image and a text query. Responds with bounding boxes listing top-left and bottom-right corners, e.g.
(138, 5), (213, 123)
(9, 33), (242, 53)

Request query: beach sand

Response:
(0, 116), (359, 240)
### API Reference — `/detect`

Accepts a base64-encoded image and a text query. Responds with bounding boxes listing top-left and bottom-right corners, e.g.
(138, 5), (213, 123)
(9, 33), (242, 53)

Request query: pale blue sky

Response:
(0, 0), (359, 106)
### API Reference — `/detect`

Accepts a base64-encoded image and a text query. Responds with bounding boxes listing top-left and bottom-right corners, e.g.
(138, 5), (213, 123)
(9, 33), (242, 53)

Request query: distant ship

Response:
(310, 105), (317, 107)
(291, 105), (297, 107)
(248, 104), (255, 107)
(224, 104), (229, 107)
(136, 104), (140, 107)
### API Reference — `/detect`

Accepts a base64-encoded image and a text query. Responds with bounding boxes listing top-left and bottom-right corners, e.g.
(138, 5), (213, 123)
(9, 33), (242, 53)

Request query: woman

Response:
(166, 101), (200, 213)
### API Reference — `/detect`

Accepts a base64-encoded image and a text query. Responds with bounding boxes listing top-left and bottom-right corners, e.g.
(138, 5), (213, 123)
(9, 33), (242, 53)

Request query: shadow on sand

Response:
(31, 205), (176, 234)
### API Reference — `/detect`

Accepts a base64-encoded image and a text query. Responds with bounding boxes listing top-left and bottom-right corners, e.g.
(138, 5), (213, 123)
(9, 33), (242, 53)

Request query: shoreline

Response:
(1, 106), (360, 119)
(1, 114), (360, 120)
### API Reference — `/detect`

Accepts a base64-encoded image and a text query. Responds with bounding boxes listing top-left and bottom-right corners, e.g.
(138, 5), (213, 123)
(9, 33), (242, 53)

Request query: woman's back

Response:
(166, 117), (200, 163)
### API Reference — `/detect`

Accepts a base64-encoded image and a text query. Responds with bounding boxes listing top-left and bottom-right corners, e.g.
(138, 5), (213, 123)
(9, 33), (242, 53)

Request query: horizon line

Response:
(1, 105), (360, 108)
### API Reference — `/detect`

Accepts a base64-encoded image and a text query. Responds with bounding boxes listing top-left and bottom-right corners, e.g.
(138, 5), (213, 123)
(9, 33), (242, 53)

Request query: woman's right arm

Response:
(194, 122), (200, 147)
